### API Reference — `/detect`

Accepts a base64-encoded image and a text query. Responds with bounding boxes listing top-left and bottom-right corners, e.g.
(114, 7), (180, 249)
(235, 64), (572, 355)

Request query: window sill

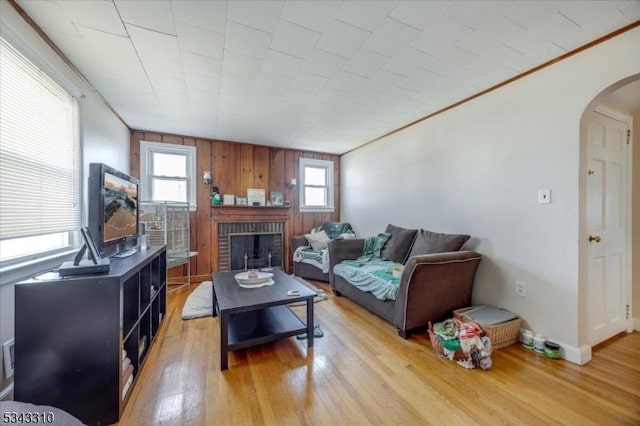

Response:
(0, 249), (76, 286)
(299, 206), (335, 213)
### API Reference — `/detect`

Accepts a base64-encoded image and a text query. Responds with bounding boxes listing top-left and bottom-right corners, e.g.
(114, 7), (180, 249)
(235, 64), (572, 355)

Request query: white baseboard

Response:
(559, 342), (592, 365)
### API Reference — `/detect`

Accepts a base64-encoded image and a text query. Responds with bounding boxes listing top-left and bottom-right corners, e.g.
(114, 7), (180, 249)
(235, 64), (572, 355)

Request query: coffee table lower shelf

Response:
(227, 305), (307, 350)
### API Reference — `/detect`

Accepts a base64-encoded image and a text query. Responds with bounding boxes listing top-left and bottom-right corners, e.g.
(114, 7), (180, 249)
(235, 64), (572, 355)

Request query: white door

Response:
(586, 109), (630, 346)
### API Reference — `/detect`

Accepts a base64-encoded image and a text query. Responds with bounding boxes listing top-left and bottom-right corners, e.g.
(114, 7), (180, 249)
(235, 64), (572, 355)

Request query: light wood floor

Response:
(119, 281), (640, 425)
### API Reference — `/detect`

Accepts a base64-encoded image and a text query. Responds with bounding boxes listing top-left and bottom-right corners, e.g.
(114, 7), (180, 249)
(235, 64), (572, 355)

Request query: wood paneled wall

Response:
(130, 130), (340, 276)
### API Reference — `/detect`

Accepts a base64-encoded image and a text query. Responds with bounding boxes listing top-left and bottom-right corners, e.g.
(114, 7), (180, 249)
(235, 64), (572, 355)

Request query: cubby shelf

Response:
(14, 246), (167, 426)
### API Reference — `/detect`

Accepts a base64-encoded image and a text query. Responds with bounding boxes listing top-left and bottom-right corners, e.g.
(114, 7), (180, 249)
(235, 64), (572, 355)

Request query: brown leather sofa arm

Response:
(393, 251), (482, 333)
(291, 235), (309, 253)
(327, 238), (365, 285)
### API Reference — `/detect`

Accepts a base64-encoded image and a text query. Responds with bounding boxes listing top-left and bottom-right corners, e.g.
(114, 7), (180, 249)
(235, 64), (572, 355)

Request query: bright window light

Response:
(0, 232), (70, 262)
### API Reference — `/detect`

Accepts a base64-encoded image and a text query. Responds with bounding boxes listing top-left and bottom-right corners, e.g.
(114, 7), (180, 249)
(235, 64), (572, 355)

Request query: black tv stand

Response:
(15, 246), (167, 426)
(113, 248), (138, 258)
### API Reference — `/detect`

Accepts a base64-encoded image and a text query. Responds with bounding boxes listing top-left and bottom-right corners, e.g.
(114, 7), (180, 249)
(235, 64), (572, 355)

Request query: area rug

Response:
(181, 281), (213, 320)
(181, 276), (327, 320)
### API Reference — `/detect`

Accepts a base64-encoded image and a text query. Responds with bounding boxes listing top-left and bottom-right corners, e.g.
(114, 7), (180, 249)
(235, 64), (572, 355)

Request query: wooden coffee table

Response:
(212, 269), (317, 370)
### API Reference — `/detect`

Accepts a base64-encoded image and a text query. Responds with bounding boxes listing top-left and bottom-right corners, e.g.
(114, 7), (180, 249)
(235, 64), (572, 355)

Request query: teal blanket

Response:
(333, 258), (403, 301)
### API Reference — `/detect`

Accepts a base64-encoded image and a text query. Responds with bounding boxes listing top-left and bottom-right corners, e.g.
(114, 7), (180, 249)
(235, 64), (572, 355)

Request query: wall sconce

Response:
(202, 171), (212, 185)
(286, 178), (297, 189)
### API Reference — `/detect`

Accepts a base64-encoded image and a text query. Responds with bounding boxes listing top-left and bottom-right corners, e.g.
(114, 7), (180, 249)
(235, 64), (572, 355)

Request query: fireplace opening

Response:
(229, 232), (282, 270)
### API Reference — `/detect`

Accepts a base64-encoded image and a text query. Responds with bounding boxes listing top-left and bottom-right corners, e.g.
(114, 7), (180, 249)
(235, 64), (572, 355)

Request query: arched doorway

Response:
(579, 74), (639, 354)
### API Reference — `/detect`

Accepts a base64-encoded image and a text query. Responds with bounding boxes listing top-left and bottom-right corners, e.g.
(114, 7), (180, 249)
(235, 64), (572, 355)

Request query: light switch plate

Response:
(538, 189), (551, 204)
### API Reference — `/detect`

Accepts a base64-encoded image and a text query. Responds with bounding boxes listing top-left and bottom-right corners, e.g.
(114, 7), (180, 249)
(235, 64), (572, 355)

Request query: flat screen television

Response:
(88, 163), (139, 257)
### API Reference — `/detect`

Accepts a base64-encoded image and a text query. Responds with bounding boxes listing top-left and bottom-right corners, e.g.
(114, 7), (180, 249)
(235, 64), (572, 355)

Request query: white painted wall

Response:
(341, 28), (640, 362)
(0, 2), (129, 393)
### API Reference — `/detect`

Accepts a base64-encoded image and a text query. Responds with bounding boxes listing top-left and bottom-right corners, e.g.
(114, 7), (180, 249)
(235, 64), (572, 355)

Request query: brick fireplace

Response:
(210, 206), (291, 272)
(217, 222), (284, 271)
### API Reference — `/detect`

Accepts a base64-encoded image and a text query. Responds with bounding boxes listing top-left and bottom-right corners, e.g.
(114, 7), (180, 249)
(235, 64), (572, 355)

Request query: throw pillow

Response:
(305, 230), (331, 251)
(408, 229), (470, 258)
(380, 224), (418, 264)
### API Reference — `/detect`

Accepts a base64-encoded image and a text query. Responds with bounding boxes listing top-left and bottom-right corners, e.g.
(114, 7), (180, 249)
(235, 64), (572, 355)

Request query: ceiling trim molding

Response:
(8, 0), (130, 129)
(345, 20), (640, 157)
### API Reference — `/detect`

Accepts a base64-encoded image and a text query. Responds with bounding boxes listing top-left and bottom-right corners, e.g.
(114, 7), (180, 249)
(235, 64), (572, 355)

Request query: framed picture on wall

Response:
(270, 191), (284, 206)
(236, 197), (248, 206)
(247, 188), (266, 206)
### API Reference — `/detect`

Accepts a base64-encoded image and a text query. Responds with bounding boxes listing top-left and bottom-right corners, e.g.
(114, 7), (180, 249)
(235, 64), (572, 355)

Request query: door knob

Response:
(588, 235), (601, 243)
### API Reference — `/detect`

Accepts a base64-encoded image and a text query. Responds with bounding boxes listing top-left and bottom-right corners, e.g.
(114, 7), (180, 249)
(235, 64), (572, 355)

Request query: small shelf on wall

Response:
(211, 205), (291, 209)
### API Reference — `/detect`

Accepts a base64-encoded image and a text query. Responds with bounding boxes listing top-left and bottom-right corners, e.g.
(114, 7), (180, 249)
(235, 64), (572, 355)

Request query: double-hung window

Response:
(139, 141), (197, 209)
(299, 158), (335, 212)
(0, 37), (80, 268)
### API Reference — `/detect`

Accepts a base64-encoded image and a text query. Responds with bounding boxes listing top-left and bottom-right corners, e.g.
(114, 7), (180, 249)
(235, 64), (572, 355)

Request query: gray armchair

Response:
(291, 221), (354, 282)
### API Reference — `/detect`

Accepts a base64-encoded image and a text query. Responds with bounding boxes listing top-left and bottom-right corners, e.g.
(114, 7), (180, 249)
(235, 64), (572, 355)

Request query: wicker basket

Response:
(453, 306), (522, 350)
(428, 322), (467, 361)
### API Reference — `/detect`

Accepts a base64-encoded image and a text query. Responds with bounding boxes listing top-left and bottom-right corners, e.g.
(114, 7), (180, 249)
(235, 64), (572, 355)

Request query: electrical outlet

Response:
(516, 281), (527, 297)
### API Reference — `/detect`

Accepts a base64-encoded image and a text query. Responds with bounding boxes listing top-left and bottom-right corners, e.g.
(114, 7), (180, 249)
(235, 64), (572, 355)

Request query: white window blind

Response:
(0, 37), (80, 241)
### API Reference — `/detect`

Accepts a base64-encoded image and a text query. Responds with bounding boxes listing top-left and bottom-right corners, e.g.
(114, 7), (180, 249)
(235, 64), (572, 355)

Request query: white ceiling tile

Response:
(188, 88), (220, 105)
(411, 16), (475, 56)
(262, 50), (303, 79)
(446, 1), (513, 30)
(501, 1), (569, 29)
(16, 0), (80, 37)
(325, 71), (367, 92)
(220, 72), (255, 94)
(142, 56), (184, 80)
(456, 14), (526, 54)
(342, 49), (391, 78)
(91, 74), (154, 97)
(292, 72), (329, 93)
(335, 1), (397, 31)
(560, 1), (625, 27)
(363, 69), (406, 92)
(148, 75), (188, 94)
(271, 20), (321, 59)
(115, 0), (175, 35)
(300, 49), (347, 78)
(176, 21), (224, 58)
(76, 26), (138, 63)
(182, 52), (222, 79)
(228, 1), (284, 33)
(127, 24), (180, 60)
(255, 72), (293, 93)
(505, 41), (566, 72)
(280, 1), (342, 33)
(348, 86), (383, 105)
(57, 0), (127, 36)
(316, 88), (348, 104)
(618, 0), (640, 21)
(504, 13), (578, 53)
(466, 45), (524, 75)
(395, 68), (442, 93)
(363, 18), (421, 57)
(553, 9), (632, 51)
(316, 20), (371, 58)
(185, 72), (220, 92)
(390, 1), (450, 30)
(225, 21), (272, 59)
(222, 51), (264, 78)
(281, 89), (317, 105)
(382, 47), (434, 77)
(171, 0), (227, 33)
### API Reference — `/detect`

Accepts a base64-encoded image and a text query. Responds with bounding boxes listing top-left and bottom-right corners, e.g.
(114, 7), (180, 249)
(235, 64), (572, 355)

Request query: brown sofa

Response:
(328, 225), (482, 338)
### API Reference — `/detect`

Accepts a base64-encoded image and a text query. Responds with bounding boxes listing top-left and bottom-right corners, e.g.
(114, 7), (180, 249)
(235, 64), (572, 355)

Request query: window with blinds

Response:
(0, 37), (80, 264)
